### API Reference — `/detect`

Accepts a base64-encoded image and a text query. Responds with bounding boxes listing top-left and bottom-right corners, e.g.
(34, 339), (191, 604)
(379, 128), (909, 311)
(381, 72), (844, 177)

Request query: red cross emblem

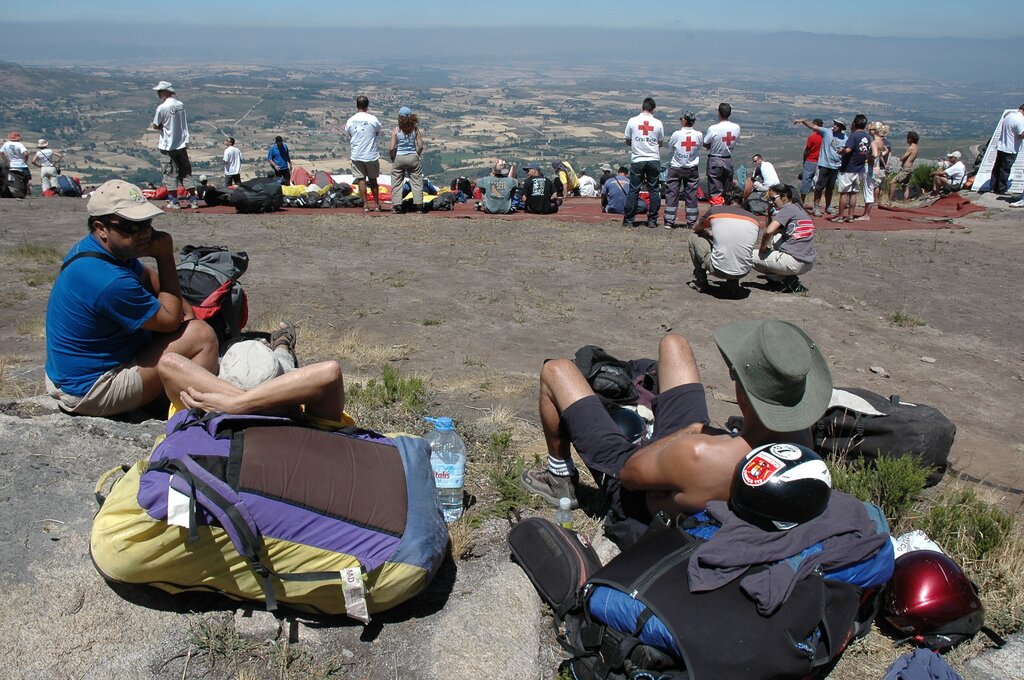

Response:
(637, 120), (654, 135)
(681, 136), (697, 152)
(723, 131), (736, 147)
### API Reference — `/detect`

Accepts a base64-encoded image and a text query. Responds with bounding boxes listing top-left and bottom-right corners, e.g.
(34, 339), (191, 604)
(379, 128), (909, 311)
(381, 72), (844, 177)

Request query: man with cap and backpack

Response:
(150, 81), (199, 210)
(520, 320), (834, 549)
(44, 180), (218, 417)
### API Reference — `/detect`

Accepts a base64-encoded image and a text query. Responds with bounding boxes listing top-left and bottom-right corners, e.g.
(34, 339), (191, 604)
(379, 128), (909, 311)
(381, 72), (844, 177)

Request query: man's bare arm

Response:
(620, 430), (735, 513)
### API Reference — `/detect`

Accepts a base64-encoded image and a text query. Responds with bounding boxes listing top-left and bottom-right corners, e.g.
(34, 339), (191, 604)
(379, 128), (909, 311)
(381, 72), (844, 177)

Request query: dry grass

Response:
(6, 243), (63, 265)
(0, 356), (43, 399)
(16, 315), (46, 338)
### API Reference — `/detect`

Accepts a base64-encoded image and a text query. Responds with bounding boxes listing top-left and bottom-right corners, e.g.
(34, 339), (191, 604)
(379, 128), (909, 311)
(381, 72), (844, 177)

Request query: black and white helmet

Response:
(729, 443), (832, 531)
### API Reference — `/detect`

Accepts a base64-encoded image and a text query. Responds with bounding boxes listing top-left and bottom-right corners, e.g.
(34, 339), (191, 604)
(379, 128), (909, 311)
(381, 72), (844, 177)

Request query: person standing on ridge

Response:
(345, 95), (385, 212)
(389, 106), (426, 214)
(622, 97), (664, 228)
(794, 117), (847, 216)
(223, 137), (242, 187)
(267, 136), (292, 185)
(150, 81), (198, 210)
(704, 102), (741, 206)
(991, 104), (1024, 195)
(33, 139), (64, 194)
(664, 111), (702, 229)
(799, 118), (823, 207)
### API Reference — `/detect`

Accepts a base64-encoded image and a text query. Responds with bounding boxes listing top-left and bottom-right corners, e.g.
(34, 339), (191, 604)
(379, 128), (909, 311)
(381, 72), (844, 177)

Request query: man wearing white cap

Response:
(44, 180), (218, 417)
(931, 151), (965, 193)
(150, 81), (198, 209)
(32, 139), (64, 193)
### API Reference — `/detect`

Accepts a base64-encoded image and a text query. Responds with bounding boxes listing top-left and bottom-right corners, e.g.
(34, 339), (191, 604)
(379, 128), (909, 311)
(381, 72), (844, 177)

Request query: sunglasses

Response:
(105, 217), (153, 234)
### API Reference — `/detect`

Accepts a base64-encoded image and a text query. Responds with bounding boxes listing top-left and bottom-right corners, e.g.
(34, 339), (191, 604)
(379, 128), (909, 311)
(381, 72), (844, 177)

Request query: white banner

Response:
(972, 109), (1024, 194)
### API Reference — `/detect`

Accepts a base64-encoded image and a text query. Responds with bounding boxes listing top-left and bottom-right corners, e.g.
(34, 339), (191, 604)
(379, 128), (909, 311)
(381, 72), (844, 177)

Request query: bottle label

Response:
(560, 521), (573, 530)
(432, 461), (464, 489)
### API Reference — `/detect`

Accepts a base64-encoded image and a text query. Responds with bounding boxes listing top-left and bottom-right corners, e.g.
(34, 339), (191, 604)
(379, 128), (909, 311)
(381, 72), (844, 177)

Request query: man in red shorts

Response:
(520, 320), (833, 548)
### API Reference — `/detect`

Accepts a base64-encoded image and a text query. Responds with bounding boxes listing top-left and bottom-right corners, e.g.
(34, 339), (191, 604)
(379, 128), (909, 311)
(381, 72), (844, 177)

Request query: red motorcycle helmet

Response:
(881, 550), (985, 650)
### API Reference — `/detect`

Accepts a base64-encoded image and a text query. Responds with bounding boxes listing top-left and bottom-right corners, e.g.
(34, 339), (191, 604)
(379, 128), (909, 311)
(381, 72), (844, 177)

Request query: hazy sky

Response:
(5, 0), (1020, 39)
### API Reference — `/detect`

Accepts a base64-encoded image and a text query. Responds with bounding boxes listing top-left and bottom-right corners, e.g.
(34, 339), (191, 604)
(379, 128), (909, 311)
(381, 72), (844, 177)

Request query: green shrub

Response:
(828, 454), (930, 524)
(915, 487), (1014, 561)
(346, 364), (426, 413)
(909, 163), (937, 192)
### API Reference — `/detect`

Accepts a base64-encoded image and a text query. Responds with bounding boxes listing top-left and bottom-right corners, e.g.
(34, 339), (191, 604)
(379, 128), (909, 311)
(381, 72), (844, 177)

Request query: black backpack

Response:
(176, 246), (249, 348)
(229, 179), (283, 214)
(574, 346), (638, 406)
(813, 387), (955, 487)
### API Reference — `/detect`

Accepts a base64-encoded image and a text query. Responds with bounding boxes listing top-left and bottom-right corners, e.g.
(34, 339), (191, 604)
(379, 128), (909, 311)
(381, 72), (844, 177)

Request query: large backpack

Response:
(56, 174), (83, 197)
(176, 245), (249, 349)
(5, 169), (29, 198)
(230, 178), (283, 214)
(813, 387), (955, 486)
(91, 410), (449, 617)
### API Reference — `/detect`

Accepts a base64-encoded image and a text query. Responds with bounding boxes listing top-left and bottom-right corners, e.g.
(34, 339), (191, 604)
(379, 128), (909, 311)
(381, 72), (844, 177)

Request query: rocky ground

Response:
(0, 193), (1021, 679)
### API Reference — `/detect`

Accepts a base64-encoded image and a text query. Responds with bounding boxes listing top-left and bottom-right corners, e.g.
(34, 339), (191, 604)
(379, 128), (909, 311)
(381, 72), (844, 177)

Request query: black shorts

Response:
(814, 166), (839, 192)
(561, 383), (710, 479)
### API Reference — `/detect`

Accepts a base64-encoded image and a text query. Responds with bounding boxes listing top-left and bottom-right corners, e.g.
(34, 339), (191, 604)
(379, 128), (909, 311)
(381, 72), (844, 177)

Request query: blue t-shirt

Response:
(817, 127), (846, 170)
(395, 129), (418, 156)
(841, 130), (871, 174)
(45, 234), (160, 396)
(267, 143), (290, 170)
(602, 176), (630, 214)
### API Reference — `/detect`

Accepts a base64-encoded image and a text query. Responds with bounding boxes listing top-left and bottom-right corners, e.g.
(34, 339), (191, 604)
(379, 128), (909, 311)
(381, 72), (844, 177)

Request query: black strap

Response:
(981, 626), (1007, 648)
(59, 250), (123, 272)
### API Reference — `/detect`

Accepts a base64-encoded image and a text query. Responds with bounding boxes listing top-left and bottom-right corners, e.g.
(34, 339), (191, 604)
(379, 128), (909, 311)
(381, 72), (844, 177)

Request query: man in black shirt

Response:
(522, 163), (559, 214)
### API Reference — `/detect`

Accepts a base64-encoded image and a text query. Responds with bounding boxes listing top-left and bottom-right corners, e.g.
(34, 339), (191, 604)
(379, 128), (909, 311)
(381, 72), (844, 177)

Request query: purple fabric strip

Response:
(241, 492), (400, 572)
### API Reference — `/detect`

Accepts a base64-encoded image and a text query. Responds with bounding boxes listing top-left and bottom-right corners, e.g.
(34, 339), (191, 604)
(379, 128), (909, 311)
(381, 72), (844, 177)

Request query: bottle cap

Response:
(559, 497), (572, 510)
(424, 416), (455, 431)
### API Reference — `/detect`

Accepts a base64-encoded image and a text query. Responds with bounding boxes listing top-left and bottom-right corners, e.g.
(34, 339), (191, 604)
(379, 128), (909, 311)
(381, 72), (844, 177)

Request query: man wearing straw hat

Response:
(520, 320), (833, 548)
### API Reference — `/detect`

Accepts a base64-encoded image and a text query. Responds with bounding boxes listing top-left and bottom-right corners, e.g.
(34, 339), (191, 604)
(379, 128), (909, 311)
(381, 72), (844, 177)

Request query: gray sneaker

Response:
(521, 468), (578, 508)
(825, 206), (837, 215)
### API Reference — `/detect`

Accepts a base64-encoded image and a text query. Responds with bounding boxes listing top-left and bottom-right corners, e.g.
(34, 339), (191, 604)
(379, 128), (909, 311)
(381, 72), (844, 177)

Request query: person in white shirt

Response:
(742, 154), (780, 204)
(664, 111), (703, 228)
(577, 170), (598, 197)
(704, 102), (741, 205)
(32, 139), (64, 193)
(1, 132), (31, 196)
(932, 151), (966, 193)
(222, 137), (242, 186)
(150, 81), (198, 209)
(345, 95), (385, 212)
(622, 97), (665, 228)
(991, 104), (1024, 195)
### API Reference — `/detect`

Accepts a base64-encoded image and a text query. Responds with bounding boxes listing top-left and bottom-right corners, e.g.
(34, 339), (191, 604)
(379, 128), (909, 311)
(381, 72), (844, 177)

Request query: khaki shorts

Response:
(351, 159), (380, 181)
(837, 171), (862, 193)
(45, 361), (144, 417)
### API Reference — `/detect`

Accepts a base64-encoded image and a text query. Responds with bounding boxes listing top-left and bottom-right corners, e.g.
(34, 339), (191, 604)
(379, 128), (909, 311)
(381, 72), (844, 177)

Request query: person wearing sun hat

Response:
(519, 319), (833, 549)
(1, 132), (31, 197)
(931, 150), (966, 194)
(44, 179), (218, 417)
(32, 138), (65, 193)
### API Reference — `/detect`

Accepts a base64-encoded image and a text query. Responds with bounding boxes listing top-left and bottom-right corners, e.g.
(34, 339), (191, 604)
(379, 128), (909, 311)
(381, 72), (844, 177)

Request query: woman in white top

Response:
(388, 106), (425, 213)
(32, 139), (64, 193)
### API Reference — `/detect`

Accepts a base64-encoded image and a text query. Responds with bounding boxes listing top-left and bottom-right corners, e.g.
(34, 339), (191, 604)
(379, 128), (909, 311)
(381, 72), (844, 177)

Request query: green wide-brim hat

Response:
(713, 319), (833, 432)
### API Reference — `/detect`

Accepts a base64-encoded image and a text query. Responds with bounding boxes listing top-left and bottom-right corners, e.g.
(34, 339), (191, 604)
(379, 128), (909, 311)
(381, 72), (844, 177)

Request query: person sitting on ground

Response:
(475, 159), (518, 214)
(519, 319), (833, 549)
(598, 163), (614, 189)
(687, 187), (759, 297)
(32, 139), (64, 194)
(601, 166), (632, 214)
(577, 169), (598, 197)
(522, 163), (559, 214)
(44, 180), (219, 417)
(742, 153), (780, 205)
(552, 160), (580, 200)
(752, 184), (816, 293)
(931, 151), (966, 194)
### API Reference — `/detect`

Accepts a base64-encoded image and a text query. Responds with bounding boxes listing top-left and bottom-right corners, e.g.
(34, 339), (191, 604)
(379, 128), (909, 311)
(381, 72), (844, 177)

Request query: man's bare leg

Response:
(357, 178), (368, 208)
(538, 359), (596, 461)
(159, 353), (345, 421)
(136, 319), (218, 407)
(368, 178), (382, 209)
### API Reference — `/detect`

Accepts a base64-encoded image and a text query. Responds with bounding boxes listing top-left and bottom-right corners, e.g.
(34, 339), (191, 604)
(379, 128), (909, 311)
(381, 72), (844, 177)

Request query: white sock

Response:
(547, 455), (575, 477)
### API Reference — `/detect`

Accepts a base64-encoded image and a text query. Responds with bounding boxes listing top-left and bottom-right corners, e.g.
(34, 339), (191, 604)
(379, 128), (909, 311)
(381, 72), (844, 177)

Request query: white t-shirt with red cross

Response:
(624, 112), (664, 163)
(669, 127), (703, 168)
(704, 120), (741, 157)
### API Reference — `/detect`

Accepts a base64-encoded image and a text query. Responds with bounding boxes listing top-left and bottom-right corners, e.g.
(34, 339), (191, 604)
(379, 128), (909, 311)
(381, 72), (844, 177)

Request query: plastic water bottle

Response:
(555, 497), (574, 530)
(425, 417), (466, 523)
